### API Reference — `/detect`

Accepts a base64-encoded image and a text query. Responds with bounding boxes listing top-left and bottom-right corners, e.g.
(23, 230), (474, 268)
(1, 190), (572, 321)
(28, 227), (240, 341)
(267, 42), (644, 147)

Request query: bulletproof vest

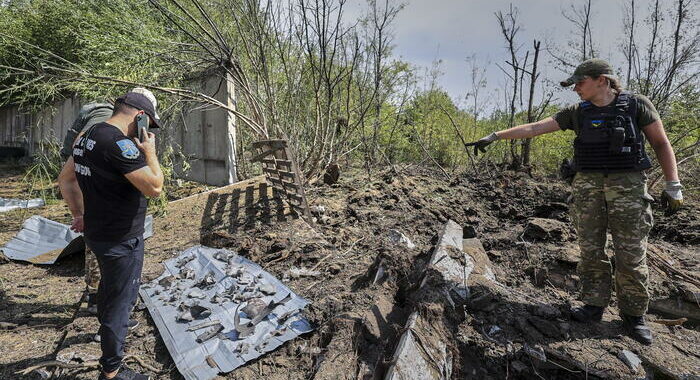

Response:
(572, 92), (651, 173)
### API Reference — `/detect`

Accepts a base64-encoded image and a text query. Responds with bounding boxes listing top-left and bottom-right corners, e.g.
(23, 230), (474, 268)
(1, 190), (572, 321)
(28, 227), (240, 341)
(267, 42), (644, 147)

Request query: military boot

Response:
(621, 314), (653, 345)
(571, 304), (605, 322)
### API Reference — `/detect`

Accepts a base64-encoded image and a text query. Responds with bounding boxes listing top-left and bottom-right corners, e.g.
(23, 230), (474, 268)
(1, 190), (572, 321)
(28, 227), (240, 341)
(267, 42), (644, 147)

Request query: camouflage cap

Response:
(560, 58), (614, 87)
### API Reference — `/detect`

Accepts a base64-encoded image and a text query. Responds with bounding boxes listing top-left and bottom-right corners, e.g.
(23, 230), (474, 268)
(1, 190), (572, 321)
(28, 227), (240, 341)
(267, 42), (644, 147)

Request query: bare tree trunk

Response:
(582, 0), (591, 60)
(522, 40), (541, 167)
(496, 5), (522, 168)
(643, 0), (661, 96)
(624, 0), (636, 86)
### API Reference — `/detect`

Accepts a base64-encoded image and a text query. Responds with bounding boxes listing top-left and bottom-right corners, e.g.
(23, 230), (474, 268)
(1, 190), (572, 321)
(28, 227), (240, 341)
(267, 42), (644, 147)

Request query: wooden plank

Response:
(252, 139), (287, 149)
(261, 158), (292, 167)
(250, 148), (279, 163)
(262, 167), (296, 180)
(288, 203), (308, 214)
(283, 145), (312, 219)
(268, 176), (300, 190)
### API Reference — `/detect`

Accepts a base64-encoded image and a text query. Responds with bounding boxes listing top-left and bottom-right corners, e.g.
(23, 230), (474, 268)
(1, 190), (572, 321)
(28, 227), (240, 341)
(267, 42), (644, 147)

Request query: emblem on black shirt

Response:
(117, 139), (140, 159)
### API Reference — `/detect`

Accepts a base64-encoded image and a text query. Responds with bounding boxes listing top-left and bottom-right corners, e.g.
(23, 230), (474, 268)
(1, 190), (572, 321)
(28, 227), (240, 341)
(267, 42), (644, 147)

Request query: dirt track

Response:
(1, 164), (698, 379)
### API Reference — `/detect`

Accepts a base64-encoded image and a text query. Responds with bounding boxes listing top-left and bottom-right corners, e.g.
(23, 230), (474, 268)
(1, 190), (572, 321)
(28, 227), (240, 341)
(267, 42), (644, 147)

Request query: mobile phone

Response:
(136, 114), (149, 142)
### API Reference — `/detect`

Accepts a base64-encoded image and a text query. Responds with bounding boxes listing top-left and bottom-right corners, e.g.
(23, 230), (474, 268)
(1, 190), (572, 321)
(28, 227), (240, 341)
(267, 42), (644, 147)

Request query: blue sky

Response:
(345, 0), (660, 112)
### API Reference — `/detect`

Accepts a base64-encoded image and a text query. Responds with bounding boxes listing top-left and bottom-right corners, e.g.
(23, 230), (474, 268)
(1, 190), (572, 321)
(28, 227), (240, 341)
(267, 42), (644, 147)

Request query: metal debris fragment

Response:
(196, 324), (224, 343)
(188, 289), (206, 299)
(159, 276), (176, 288)
(259, 283), (276, 296)
(180, 268), (195, 280)
(187, 320), (223, 332)
(196, 271), (216, 288)
(241, 298), (267, 319)
(0, 197), (44, 213)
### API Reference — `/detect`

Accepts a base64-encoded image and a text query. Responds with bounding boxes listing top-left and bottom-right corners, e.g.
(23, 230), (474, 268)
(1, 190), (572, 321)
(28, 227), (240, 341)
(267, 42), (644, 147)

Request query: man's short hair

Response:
(112, 99), (138, 116)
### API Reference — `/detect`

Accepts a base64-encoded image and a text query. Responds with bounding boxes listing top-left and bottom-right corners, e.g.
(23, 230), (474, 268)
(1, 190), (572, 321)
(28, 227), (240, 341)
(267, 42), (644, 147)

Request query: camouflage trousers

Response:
(85, 245), (101, 295)
(571, 172), (654, 316)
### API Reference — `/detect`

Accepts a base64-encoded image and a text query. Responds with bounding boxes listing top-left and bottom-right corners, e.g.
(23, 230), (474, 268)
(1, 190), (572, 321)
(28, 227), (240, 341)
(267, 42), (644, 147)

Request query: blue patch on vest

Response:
(591, 119), (604, 127)
(116, 139), (140, 159)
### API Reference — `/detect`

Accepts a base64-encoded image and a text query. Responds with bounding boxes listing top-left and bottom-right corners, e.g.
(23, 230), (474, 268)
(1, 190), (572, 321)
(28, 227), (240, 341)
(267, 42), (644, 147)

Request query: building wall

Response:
(172, 71), (237, 186)
(0, 75), (237, 186)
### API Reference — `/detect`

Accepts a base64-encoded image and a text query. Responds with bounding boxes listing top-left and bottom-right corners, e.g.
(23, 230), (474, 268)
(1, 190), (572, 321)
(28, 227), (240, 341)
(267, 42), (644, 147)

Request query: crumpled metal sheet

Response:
(0, 197), (45, 213)
(139, 245), (312, 380)
(1, 214), (154, 264)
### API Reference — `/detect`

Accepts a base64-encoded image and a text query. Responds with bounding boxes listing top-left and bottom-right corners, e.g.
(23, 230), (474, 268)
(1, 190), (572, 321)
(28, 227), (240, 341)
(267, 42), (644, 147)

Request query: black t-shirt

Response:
(73, 122), (148, 242)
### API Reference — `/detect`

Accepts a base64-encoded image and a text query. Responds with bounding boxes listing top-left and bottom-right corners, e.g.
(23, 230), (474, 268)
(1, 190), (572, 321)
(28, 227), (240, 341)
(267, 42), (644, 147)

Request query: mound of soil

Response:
(1, 164), (698, 379)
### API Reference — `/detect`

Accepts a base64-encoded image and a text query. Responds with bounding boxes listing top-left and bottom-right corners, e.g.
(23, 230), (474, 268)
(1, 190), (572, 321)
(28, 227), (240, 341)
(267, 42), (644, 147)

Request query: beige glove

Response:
(661, 180), (683, 214)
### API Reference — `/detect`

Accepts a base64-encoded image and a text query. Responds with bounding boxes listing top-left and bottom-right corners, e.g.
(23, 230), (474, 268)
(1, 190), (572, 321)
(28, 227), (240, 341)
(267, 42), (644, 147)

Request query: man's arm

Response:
(58, 157), (85, 232)
(124, 131), (163, 197)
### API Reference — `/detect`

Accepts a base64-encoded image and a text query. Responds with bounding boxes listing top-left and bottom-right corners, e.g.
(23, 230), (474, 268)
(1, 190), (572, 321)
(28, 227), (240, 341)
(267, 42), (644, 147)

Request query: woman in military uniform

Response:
(468, 58), (683, 345)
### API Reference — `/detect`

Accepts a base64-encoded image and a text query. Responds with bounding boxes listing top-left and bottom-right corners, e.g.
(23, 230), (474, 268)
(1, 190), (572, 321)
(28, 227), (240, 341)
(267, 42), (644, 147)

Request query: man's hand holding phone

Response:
(134, 129), (156, 158)
(134, 113), (156, 158)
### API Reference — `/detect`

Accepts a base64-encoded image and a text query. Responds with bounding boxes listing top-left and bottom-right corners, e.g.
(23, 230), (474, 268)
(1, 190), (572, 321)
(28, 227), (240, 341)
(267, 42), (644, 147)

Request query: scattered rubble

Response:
(387, 229), (416, 249)
(523, 217), (571, 241)
(140, 245), (312, 380)
(618, 350), (642, 373)
(2, 167), (699, 380)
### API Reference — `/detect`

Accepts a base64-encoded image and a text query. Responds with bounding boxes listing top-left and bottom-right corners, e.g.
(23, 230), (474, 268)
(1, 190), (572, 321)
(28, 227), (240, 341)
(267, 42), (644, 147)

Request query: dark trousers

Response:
(86, 236), (144, 373)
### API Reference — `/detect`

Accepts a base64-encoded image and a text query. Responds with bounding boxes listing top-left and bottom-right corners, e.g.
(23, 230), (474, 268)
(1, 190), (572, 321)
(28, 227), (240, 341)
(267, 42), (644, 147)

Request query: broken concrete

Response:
(423, 219), (473, 300)
(387, 229), (416, 249)
(384, 312), (452, 380)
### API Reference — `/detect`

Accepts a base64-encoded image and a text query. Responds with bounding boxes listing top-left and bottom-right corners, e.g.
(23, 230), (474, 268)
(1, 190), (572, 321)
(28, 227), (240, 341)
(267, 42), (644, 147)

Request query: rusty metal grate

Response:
(251, 139), (311, 220)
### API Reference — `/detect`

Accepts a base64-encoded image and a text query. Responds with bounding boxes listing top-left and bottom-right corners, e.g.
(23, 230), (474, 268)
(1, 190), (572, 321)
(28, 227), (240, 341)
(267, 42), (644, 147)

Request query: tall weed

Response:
(22, 141), (62, 201)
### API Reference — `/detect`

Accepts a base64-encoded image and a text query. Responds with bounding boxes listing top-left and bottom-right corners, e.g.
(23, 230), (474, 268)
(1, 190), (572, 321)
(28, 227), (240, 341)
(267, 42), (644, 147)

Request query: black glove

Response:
(464, 132), (499, 156)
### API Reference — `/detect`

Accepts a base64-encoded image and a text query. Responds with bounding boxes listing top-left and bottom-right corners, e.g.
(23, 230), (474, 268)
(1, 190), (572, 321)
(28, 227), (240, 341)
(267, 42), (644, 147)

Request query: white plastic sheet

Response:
(139, 245), (312, 380)
(0, 197), (45, 213)
(1, 214), (154, 264)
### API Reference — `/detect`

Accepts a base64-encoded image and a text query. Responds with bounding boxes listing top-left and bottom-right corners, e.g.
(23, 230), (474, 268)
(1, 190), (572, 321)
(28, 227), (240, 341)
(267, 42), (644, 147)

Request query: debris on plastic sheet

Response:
(0, 197), (45, 213)
(140, 245), (313, 380)
(196, 324), (224, 343)
(1, 214), (154, 265)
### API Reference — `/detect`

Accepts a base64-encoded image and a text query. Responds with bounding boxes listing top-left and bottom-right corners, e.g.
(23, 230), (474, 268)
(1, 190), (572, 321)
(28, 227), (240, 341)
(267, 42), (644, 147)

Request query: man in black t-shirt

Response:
(58, 89), (164, 380)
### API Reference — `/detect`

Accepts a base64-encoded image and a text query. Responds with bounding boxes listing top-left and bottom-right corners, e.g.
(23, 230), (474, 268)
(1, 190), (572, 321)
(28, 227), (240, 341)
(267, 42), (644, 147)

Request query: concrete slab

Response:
(424, 220), (473, 300)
